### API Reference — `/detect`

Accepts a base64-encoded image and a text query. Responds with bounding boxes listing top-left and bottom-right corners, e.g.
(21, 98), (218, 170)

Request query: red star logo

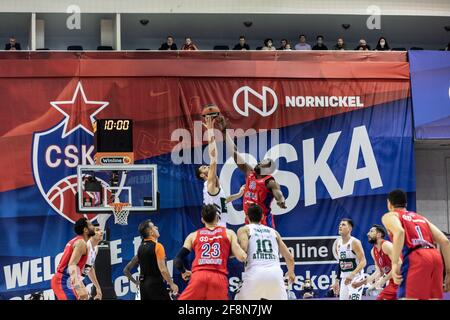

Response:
(51, 82), (109, 138)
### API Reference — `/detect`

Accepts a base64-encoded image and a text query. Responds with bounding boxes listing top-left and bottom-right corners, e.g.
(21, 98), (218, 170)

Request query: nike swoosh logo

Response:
(149, 90), (169, 97)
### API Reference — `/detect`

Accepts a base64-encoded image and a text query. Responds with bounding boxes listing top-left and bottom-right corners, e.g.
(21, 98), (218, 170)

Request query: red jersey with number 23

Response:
(192, 226), (231, 275)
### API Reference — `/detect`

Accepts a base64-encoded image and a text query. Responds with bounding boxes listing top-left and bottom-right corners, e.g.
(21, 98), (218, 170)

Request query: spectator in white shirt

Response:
(294, 35), (311, 50)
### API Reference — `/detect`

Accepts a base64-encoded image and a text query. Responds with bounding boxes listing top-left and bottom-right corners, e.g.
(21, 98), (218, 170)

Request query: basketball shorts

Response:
(51, 272), (78, 300)
(235, 266), (287, 300)
(377, 280), (398, 300)
(339, 274), (364, 300)
(178, 270), (229, 300)
(398, 248), (443, 299)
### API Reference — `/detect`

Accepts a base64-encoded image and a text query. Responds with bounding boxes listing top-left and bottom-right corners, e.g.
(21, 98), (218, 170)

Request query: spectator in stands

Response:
(312, 35), (328, 50)
(355, 39), (370, 51)
(284, 43), (292, 51)
(278, 39), (289, 50)
(300, 278), (316, 299)
(333, 37), (346, 50)
(159, 36), (177, 50)
(261, 38), (276, 51)
(181, 37), (199, 51)
(5, 37), (21, 50)
(294, 35), (311, 50)
(375, 37), (390, 51)
(233, 36), (250, 50)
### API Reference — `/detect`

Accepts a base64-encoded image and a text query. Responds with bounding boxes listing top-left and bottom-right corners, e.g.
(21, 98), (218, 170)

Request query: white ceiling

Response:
(1, 0), (450, 16)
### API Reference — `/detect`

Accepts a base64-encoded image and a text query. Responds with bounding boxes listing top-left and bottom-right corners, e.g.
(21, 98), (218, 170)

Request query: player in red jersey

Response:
(352, 224), (398, 300)
(382, 189), (450, 299)
(219, 118), (286, 229)
(174, 204), (247, 300)
(51, 217), (95, 300)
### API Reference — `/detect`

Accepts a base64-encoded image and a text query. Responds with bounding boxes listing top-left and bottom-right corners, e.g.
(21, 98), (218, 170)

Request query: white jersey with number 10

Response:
(245, 224), (280, 271)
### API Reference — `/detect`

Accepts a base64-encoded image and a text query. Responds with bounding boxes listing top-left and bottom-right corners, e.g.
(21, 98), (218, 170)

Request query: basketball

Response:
(201, 104), (221, 119)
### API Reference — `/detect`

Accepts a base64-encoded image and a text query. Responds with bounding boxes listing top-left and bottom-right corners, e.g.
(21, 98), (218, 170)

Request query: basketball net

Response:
(109, 202), (131, 225)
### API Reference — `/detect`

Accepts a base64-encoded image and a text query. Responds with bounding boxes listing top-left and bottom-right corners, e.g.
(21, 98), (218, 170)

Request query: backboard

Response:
(76, 164), (158, 213)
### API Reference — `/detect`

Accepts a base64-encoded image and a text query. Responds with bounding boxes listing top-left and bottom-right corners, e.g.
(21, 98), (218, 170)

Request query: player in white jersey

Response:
(81, 224), (103, 299)
(235, 204), (295, 300)
(196, 114), (244, 227)
(331, 218), (367, 300)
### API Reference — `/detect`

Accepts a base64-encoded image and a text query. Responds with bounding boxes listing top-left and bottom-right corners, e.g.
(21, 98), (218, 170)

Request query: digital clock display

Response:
(103, 119), (130, 131)
(95, 119), (133, 152)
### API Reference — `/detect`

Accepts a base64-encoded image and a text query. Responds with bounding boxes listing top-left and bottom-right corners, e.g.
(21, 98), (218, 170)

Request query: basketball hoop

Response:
(109, 202), (131, 225)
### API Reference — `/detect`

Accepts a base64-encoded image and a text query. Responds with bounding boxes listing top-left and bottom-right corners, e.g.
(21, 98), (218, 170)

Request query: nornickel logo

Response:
(233, 86), (278, 117)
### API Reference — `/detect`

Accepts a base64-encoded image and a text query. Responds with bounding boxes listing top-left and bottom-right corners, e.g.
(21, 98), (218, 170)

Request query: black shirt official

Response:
(134, 220), (178, 300)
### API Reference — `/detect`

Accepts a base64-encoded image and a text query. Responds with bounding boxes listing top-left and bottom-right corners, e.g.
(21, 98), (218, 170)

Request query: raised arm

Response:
(221, 122), (252, 175)
(266, 179), (286, 209)
(226, 185), (245, 204)
(204, 116), (220, 195)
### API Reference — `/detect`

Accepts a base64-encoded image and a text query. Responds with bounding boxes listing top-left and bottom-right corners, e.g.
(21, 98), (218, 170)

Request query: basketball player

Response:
(196, 115), (244, 227)
(331, 218), (367, 300)
(51, 217), (95, 300)
(351, 224), (398, 300)
(174, 204), (247, 300)
(219, 117), (286, 228)
(382, 189), (450, 299)
(81, 224), (103, 300)
(132, 219), (178, 300)
(235, 204), (295, 300)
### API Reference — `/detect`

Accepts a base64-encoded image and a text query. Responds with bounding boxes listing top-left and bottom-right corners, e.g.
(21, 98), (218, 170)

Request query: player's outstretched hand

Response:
(182, 270), (192, 281)
(277, 200), (287, 209)
(215, 115), (228, 132)
(202, 115), (216, 130)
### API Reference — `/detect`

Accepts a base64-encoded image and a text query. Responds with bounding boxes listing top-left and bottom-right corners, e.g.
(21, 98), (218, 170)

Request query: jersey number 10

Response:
(256, 239), (273, 254)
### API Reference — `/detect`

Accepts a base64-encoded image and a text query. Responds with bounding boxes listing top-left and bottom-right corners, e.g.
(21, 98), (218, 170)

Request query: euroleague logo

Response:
(32, 82), (109, 223)
(232, 86), (278, 117)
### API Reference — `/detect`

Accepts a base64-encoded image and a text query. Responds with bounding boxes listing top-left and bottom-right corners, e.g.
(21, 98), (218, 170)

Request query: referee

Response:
(135, 219), (178, 300)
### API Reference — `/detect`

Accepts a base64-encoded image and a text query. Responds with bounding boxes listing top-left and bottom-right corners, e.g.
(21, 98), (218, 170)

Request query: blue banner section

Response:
(0, 97), (415, 300)
(410, 50), (450, 139)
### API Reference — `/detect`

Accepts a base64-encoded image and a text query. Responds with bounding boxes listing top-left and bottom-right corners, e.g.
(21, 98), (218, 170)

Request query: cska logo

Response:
(32, 82), (109, 223)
